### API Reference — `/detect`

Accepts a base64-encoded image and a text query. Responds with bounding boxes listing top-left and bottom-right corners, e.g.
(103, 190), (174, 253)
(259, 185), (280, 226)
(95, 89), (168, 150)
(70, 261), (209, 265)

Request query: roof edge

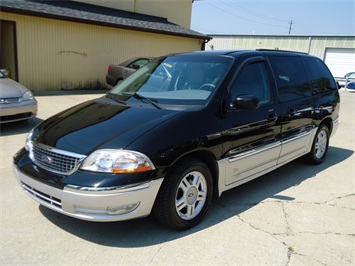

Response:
(208, 34), (354, 38)
(0, 6), (211, 41)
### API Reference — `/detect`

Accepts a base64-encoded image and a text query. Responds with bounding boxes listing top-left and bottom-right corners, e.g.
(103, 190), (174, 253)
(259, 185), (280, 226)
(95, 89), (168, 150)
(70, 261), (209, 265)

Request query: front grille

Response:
(0, 97), (20, 104)
(22, 182), (62, 209)
(29, 142), (86, 175)
(0, 112), (33, 122)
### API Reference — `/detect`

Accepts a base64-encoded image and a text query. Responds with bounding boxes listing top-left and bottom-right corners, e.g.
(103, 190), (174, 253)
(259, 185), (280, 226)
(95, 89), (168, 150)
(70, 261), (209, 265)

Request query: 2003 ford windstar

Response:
(13, 50), (340, 230)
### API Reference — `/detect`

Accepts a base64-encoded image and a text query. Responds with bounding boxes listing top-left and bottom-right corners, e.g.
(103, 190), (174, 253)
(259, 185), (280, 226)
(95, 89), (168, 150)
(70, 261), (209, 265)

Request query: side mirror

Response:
(0, 69), (9, 77)
(233, 95), (260, 110)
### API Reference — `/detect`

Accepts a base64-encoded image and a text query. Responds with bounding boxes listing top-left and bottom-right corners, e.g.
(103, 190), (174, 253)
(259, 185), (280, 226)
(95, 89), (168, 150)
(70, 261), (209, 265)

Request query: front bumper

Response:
(13, 165), (163, 222)
(0, 99), (37, 123)
(331, 117), (339, 137)
(105, 74), (116, 87)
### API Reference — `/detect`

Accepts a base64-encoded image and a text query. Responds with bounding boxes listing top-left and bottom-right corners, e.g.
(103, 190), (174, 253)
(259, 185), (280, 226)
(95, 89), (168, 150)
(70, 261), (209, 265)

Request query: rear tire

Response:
(305, 124), (330, 165)
(153, 158), (213, 230)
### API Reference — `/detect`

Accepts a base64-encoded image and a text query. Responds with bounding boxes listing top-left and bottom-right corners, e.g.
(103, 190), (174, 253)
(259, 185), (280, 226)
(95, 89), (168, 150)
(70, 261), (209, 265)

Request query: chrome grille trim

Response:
(29, 141), (86, 175)
(22, 182), (62, 209)
(0, 97), (20, 104)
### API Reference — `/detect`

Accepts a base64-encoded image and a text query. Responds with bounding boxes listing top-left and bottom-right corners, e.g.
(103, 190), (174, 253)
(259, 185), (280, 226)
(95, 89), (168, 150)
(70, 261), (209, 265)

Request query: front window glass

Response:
(110, 55), (233, 107)
(230, 60), (272, 105)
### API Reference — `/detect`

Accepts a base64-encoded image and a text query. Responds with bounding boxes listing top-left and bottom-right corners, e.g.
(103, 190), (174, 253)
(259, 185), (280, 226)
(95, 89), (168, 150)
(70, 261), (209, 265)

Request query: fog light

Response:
(106, 202), (140, 215)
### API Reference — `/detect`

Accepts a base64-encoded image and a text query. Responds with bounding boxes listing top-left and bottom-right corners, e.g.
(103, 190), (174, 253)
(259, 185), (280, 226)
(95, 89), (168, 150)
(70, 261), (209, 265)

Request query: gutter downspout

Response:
(134, 0), (137, 12)
(307, 36), (312, 54)
(201, 38), (212, 51)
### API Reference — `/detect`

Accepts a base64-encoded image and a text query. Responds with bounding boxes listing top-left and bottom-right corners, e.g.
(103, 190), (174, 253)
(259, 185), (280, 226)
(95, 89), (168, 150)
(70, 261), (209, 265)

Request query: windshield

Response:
(110, 55), (233, 108)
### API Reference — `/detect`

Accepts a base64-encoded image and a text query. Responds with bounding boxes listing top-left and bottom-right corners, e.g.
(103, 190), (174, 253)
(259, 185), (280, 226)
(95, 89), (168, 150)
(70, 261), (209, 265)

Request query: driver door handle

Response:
(267, 113), (278, 122)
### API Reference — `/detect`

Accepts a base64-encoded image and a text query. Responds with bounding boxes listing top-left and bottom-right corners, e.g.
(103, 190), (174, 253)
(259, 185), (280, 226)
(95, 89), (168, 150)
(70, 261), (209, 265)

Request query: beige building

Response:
(0, 0), (210, 91)
(74, 0), (193, 28)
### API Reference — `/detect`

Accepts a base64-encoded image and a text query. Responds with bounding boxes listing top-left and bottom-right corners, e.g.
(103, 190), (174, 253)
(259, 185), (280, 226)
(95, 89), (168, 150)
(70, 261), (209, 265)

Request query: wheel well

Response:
(320, 118), (332, 134)
(168, 151), (219, 197)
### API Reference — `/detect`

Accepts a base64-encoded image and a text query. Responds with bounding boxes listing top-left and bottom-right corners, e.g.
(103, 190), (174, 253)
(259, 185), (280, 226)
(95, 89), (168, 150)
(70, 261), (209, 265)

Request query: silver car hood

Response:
(0, 78), (28, 98)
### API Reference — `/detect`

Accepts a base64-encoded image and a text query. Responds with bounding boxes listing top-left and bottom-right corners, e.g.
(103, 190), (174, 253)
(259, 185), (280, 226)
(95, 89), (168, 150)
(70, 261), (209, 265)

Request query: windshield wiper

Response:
(106, 92), (127, 105)
(123, 92), (162, 109)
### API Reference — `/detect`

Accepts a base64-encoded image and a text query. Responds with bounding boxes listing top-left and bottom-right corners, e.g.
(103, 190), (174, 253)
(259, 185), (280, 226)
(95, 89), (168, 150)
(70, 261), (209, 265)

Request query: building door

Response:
(0, 20), (17, 81)
(324, 48), (355, 78)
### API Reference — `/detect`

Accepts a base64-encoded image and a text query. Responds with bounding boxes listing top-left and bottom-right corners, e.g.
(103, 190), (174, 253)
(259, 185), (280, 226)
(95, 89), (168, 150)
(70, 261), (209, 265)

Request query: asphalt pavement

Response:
(1, 90), (354, 265)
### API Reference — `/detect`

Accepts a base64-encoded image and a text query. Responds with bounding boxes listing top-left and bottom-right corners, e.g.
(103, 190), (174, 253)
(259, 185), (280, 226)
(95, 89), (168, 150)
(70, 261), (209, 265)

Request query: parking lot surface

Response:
(1, 90), (354, 265)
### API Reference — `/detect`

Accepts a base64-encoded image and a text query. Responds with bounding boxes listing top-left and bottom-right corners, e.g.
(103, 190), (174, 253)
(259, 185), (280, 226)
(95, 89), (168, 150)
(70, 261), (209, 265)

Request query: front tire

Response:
(305, 124), (330, 164)
(153, 158), (213, 230)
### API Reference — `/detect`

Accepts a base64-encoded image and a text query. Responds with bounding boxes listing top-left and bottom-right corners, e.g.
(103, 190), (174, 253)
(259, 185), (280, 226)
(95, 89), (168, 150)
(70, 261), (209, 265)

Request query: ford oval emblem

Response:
(41, 154), (53, 164)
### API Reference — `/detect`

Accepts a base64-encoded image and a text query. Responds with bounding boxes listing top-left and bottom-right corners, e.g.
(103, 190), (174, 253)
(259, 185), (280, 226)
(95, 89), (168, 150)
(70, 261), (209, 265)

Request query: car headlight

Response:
(80, 149), (155, 173)
(21, 91), (34, 101)
(25, 128), (35, 151)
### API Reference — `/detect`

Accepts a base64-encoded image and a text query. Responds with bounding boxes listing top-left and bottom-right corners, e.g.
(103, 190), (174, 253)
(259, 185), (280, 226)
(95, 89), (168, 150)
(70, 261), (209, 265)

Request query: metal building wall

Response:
(206, 35), (355, 59)
(307, 36), (355, 59)
(0, 12), (201, 91)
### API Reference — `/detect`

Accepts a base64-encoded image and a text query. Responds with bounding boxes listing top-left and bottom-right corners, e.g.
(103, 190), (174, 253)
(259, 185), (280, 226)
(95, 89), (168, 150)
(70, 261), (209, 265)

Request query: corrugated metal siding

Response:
(0, 12), (201, 91)
(206, 35), (355, 59)
(308, 37), (355, 59)
(233, 36), (310, 52)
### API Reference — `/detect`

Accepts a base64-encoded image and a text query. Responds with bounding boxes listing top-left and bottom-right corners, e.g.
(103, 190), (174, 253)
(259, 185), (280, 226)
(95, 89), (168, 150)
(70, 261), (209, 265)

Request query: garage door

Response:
(324, 48), (355, 78)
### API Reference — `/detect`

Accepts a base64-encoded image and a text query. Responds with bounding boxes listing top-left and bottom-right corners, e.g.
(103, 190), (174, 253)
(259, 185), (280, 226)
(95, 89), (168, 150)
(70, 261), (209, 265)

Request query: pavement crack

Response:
(236, 212), (291, 264)
(281, 202), (292, 235)
(149, 246), (162, 264)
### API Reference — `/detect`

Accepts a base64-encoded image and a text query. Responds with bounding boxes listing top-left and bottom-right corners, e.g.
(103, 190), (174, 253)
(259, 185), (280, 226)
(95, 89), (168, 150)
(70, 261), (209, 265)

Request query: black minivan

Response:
(13, 50), (340, 230)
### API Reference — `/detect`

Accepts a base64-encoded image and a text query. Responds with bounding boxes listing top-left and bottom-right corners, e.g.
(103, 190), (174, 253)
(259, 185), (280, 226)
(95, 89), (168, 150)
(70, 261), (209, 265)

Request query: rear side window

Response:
(127, 58), (150, 70)
(302, 57), (337, 93)
(268, 56), (311, 102)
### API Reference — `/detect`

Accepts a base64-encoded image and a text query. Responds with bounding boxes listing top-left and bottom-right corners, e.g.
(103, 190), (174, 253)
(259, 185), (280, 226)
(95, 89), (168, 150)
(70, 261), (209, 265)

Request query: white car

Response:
(0, 70), (37, 123)
(337, 72), (355, 88)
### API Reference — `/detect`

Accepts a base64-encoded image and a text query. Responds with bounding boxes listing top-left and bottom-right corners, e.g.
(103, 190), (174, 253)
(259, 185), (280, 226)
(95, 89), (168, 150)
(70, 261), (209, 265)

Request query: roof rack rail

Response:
(256, 49), (308, 54)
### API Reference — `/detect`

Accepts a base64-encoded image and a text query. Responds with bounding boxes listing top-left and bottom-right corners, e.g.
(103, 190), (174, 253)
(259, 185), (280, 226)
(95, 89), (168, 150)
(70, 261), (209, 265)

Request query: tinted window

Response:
(110, 55), (233, 106)
(230, 60), (272, 105)
(268, 56), (311, 102)
(127, 58), (150, 70)
(345, 72), (355, 78)
(302, 57), (337, 93)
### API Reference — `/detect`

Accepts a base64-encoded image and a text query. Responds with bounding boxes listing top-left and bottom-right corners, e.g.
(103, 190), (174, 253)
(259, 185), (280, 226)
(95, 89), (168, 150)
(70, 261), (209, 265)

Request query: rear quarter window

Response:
(301, 57), (337, 93)
(268, 56), (311, 102)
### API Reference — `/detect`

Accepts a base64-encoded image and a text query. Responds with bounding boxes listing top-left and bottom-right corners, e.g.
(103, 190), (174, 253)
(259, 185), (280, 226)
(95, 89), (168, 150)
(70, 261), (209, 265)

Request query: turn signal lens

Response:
(106, 203), (140, 215)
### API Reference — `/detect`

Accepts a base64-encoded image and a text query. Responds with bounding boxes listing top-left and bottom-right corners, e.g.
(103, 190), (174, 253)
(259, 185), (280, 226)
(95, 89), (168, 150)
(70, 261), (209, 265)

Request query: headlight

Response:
(80, 149), (155, 173)
(25, 128), (35, 151)
(21, 91), (34, 101)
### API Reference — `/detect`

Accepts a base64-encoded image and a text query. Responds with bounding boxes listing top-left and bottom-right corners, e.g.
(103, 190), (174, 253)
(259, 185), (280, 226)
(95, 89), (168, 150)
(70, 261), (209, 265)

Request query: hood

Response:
(33, 97), (178, 154)
(0, 78), (28, 98)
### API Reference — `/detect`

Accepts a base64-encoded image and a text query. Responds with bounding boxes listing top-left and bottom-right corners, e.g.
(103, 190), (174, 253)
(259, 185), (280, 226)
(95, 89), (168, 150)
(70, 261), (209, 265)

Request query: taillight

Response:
(107, 65), (111, 72)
